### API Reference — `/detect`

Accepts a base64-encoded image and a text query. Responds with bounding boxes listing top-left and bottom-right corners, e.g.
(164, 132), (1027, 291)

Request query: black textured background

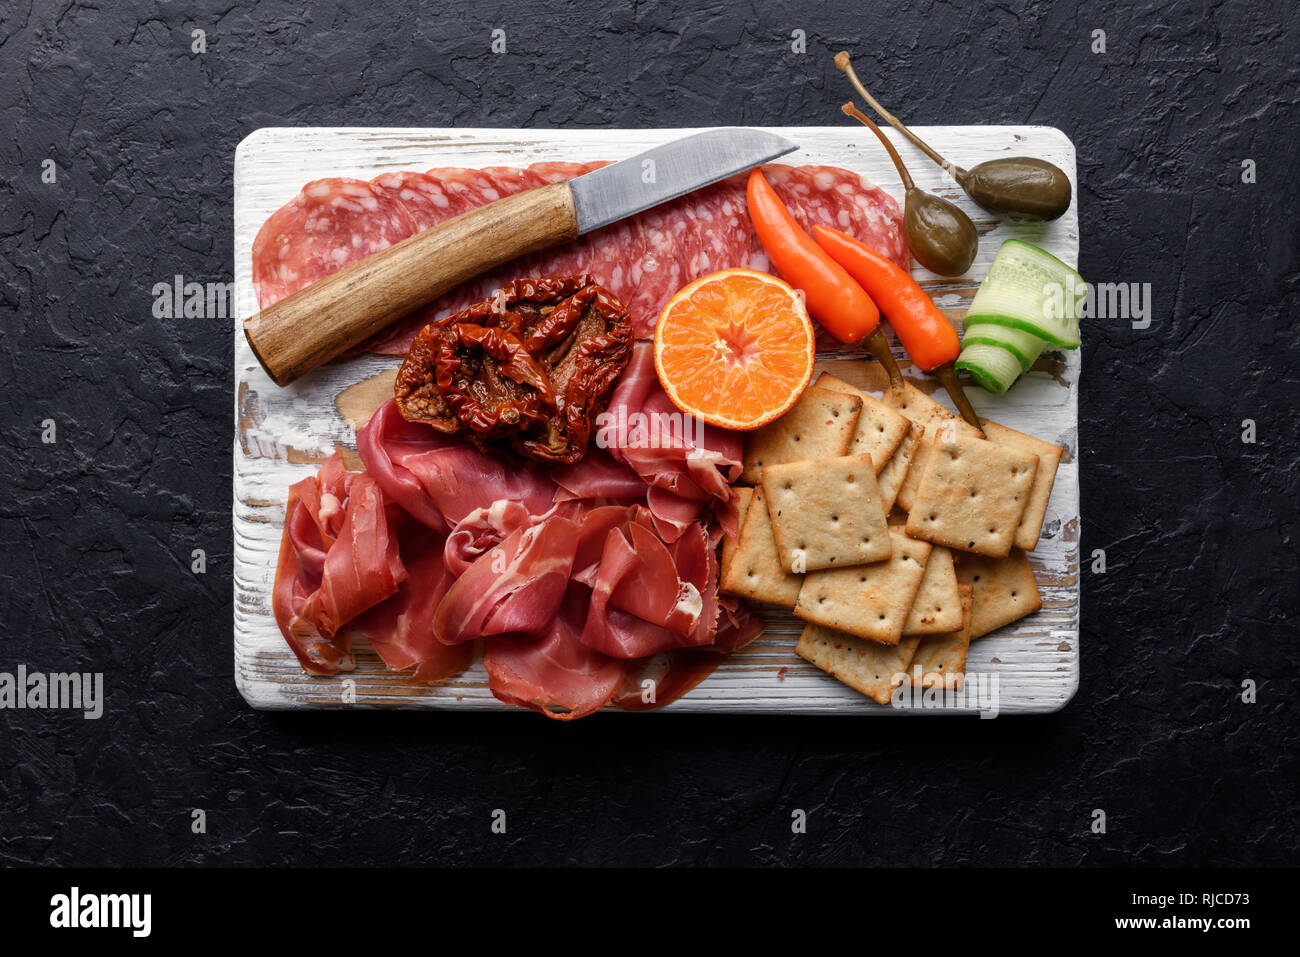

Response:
(1, 0), (1296, 867)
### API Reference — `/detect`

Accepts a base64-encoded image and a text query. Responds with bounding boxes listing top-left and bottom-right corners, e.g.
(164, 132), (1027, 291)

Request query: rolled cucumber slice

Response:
(964, 239), (1083, 348)
(960, 320), (1046, 372)
(955, 342), (1023, 395)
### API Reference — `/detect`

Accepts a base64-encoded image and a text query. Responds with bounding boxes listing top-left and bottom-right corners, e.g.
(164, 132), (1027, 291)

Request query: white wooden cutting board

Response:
(233, 126), (1080, 715)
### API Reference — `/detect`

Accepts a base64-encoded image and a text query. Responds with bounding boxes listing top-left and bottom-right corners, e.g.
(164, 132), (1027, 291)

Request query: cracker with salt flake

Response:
(981, 420), (1065, 552)
(906, 584), (974, 690)
(814, 372), (912, 471)
(955, 548), (1043, 639)
(906, 433), (1038, 558)
(796, 622), (922, 705)
(877, 427), (918, 513)
(761, 453), (891, 573)
(720, 486), (755, 581)
(740, 386), (862, 484)
(903, 545), (962, 634)
(794, 526), (931, 645)
(718, 486), (803, 608)
(882, 382), (983, 513)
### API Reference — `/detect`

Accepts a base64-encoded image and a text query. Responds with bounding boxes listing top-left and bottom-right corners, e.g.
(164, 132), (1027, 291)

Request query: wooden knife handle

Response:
(243, 181), (579, 386)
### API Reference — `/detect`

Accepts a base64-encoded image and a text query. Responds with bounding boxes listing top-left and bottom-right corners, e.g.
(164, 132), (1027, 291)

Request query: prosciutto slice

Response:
(579, 516), (713, 658)
(271, 366), (764, 716)
(483, 584), (631, 721)
(612, 599), (766, 710)
(551, 449), (648, 504)
(597, 343), (742, 541)
(343, 522), (473, 682)
(433, 515), (580, 645)
(272, 454), (406, 676)
(358, 399), (558, 533)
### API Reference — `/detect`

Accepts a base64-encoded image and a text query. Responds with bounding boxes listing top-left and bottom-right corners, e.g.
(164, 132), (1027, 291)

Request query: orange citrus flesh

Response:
(653, 269), (815, 431)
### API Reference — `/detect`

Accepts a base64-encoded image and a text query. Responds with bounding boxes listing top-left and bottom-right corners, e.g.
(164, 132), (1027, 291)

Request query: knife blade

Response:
(571, 128), (798, 233)
(243, 128), (800, 386)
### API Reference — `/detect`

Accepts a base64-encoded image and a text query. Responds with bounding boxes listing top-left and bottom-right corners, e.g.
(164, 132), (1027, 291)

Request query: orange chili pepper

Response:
(812, 224), (959, 371)
(813, 224), (981, 428)
(746, 169), (880, 342)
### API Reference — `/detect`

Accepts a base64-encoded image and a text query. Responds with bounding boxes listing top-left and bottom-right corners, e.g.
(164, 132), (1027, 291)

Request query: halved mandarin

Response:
(653, 269), (815, 431)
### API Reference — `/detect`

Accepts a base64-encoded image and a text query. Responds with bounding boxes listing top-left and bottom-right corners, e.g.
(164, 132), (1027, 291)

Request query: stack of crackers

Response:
(720, 372), (1064, 705)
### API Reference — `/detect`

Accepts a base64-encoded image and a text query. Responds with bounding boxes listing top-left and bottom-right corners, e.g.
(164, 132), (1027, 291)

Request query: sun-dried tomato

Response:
(394, 276), (633, 464)
(435, 323), (556, 438)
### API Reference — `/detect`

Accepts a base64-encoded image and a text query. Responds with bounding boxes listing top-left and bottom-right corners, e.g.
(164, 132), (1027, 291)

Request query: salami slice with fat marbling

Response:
(252, 177), (417, 310)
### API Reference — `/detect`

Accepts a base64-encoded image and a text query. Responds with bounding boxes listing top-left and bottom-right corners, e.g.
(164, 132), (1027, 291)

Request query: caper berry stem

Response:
(835, 51), (964, 179)
(842, 103), (915, 192)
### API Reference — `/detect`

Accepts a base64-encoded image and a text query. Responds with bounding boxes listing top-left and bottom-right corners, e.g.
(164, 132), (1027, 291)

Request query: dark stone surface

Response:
(1, 0), (1296, 867)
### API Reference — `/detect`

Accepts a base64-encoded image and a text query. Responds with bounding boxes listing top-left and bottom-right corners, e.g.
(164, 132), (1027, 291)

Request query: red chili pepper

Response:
(746, 169), (880, 342)
(813, 224), (981, 427)
(812, 224), (959, 370)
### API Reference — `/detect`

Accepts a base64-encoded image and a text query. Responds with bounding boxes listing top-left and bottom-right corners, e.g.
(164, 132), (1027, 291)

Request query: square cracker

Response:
(883, 381), (985, 439)
(718, 486), (802, 608)
(981, 421), (1064, 552)
(883, 383), (983, 513)
(740, 386), (862, 483)
(814, 372), (912, 470)
(906, 433), (1038, 558)
(907, 584), (974, 690)
(903, 546), (962, 634)
(876, 427), (918, 513)
(796, 623), (921, 705)
(894, 430), (930, 514)
(955, 549), (1043, 639)
(761, 453), (891, 572)
(720, 486), (755, 580)
(794, 525), (932, 644)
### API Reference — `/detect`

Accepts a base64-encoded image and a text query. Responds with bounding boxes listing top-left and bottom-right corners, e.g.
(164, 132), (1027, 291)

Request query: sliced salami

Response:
(479, 165), (546, 195)
(622, 204), (685, 327)
(252, 178), (417, 309)
(252, 161), (905, 350)
(425, 166), (507, 213)
(528, 160), (607, 184)
(370, 170), (461, 231)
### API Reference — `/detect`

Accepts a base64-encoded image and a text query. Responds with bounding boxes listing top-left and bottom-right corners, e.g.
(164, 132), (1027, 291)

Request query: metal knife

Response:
(243, 128), (799, 385)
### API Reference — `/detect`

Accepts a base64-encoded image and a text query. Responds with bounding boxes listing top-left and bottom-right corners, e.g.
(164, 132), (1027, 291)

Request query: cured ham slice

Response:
(551, 449), (647, 504)
(598, 343), (742, 541)
(272, 454), (406, 675)
(357, 399), (559, 533)
(483, 584), (631, 720)
(252, 162), (905, 350)
(611, 599), (765, 711)
(443, 500), (534, 577)
(578, 516), (716, 658)
(271, 356), (767, 717)
(343, 523), (473, 682)
(433, 515), (580, 645)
